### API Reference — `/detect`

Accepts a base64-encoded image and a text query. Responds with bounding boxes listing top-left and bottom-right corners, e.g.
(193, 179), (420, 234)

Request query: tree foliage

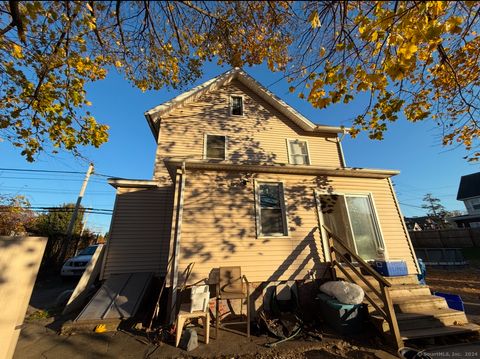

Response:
(421, 193), (448, 218)
(0, 194), (35, 235)
(32, 203), (84, 236)
(1, 1), (480, 161)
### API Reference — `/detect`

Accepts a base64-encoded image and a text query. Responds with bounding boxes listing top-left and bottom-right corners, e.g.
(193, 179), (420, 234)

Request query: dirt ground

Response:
(425, 264), (480, 325)
(13, 266), (480, 359)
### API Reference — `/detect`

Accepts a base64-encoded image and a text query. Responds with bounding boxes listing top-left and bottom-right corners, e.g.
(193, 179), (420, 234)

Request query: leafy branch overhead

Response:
(1, 1), (479, 161)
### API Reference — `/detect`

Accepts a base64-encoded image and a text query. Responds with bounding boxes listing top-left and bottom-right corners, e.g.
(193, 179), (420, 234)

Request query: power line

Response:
(0, 176), (106, 184)
(0, 167), (115, 178)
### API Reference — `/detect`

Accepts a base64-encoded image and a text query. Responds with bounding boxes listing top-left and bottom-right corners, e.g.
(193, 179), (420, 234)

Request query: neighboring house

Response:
(100, 67), (419, 302)
(404, 216), (441, 231)
(450, 172), (480, 228)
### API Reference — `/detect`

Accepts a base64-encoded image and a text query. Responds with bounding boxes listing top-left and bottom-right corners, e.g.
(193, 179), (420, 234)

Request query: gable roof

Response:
(144, 68), (346, 140)
(457, 172), (480, 200)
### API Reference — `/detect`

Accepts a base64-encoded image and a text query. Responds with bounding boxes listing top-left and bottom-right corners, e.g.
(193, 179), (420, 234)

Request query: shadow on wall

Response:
(156, 80), (335, 175)
(178, 170), (337, 284)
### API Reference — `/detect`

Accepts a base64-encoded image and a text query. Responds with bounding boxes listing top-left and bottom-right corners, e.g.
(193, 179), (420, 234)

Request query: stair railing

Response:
(322, 225), (404, 349)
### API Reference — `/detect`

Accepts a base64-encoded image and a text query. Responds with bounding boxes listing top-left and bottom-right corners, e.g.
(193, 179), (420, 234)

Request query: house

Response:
(404, 216), (441, 231)
(450, 172), (480, 228)
(98, 68), (479, 344)
(101, 67), (419, 284)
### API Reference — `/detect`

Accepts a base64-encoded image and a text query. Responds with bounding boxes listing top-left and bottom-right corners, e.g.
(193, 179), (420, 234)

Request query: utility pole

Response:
(59, 163), (94, 263)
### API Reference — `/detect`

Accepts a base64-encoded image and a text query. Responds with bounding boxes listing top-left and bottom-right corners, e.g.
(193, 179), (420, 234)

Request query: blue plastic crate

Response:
(373, 260), (408, 277)
(433, 292), (465, 312)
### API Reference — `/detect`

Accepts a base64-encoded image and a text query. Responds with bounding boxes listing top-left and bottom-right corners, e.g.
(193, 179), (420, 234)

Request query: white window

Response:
(205, 134), (226, 160)
(287, 139), (310, 165)
(257, 182), (288, 237)
(230, 96), (243, 116)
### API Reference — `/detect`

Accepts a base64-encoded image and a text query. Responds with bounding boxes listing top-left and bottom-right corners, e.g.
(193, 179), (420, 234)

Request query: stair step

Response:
(365, 295), (448, 314)
(371, 308), (469, 332)
(401, 323), (480, 340)
(337, 268), (419, 286)
(393, 295), (448, 313)
(364, 284), (431, 299)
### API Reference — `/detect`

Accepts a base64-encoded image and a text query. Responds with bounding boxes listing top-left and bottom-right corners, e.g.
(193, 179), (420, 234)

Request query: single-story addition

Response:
(98, 68), (479, 347)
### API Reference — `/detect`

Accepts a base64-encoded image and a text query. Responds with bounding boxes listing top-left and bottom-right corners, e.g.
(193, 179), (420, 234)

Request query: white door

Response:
(316, 193), (385, 261)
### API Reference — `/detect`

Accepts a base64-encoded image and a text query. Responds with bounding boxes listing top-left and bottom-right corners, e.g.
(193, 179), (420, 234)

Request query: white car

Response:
(61, 245), (101, 277)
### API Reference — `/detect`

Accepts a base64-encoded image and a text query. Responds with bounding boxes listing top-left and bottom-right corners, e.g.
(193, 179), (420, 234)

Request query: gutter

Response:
(107, 178), (159, 189)
(163, 158), (400, 179)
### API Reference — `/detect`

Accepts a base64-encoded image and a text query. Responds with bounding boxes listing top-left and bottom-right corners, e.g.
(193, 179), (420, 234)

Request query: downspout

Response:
(169, 161), (186, 323)
(337, 128), (347, 167)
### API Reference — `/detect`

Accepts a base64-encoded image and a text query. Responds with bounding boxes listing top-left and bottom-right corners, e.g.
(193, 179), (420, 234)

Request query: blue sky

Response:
(1, 62), (478, 233)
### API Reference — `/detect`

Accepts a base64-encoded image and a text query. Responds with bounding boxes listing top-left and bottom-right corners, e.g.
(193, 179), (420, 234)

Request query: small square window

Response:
(287, 139), (310, 165)
(205, 134), (226, 160)
(231, 96), (243, 116)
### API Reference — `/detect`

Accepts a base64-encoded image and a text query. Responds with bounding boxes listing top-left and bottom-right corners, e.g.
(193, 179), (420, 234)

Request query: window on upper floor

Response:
(470, 198), (480, 211)
(287, 139), (310, 165)
(205, 134), (227, 160)
(256, 182), (288, 237)
(230, 96), (244, 116)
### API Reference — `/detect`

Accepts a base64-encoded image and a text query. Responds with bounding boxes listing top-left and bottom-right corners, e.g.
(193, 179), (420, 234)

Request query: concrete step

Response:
(371, 308), (469, 332)
(401, 323), (480, 340)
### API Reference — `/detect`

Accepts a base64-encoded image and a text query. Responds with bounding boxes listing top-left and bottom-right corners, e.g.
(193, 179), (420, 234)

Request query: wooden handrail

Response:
(333, 260), (388, 319)
(323, 225), (391, 287)
(333, 249), (383, 299)
(322, 224), (403, 349)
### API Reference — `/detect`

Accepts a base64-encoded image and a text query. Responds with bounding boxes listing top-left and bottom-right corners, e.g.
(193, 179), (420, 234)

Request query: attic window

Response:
(205, 134), (226, 160)
(231, 96), (243, 116)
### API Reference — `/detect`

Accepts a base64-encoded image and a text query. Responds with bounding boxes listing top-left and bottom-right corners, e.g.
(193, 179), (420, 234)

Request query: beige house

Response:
(101, 66), (418, 287)
(98, 68), (480, 345)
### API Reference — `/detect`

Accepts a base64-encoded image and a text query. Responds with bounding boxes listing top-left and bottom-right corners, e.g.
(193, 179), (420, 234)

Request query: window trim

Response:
(229, 95), (245, 116)
(203, 133), (227, 160)
(255, 180), (289, 238)
(286, 138), (311, 165)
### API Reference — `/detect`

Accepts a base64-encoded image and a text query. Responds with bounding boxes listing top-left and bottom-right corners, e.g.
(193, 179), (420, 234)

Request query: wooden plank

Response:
(334, 250), (383, 299)
(401, 323), (480, 340)
(323, 225), (391, 287)
(63, 244), (105, 314)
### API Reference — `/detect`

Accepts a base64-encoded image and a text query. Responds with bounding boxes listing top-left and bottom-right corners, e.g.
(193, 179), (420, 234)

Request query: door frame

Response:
(314, 189), (389, 262)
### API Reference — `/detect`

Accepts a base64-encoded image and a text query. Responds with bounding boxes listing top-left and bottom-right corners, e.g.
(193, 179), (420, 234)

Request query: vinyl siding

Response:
(102, 186), (174, 279)
(175, 170), (417, 285)
(154, 80), (342, 182)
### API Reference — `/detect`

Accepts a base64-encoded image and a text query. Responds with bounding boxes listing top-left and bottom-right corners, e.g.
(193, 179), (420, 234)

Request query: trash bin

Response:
(315, 293), (365, 334)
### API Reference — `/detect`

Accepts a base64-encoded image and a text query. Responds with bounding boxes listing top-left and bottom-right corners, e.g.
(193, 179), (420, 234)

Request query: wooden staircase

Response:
(322, 225), (480, 349)
(341, 270), (480, 342)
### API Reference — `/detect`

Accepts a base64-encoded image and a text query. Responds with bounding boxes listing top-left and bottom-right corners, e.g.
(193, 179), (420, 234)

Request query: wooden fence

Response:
(409, 228), (480, 248)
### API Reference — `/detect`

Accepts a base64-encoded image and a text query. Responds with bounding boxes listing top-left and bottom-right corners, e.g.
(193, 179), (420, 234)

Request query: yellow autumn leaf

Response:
(308, 10), (321, 29)
(115, 60), (123, 68)
(445, 16), (463, 34)
(319, 47), (326, 57)
(398, 43), (418, 60)
(289, 86), (295, 93)
(12, 44), (24, 59)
